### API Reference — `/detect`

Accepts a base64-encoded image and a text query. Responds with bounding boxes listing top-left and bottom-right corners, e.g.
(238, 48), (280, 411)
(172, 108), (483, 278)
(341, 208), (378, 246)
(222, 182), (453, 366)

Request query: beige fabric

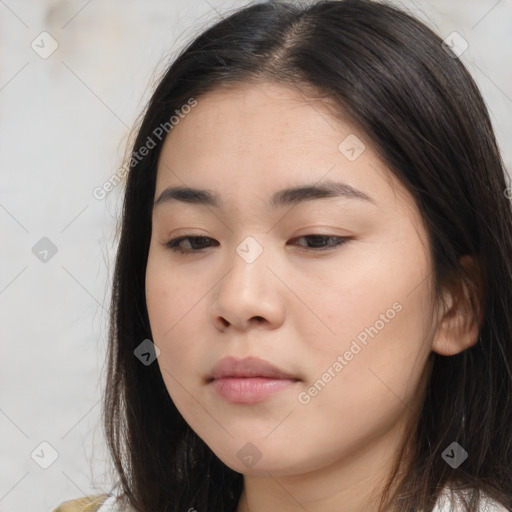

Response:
(51, 494), (110, 512)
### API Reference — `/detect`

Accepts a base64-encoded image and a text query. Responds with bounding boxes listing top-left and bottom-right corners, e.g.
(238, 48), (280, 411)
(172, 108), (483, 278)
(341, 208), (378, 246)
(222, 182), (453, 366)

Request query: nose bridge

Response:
(225, 234), (268, 296)
(235, 234), (266, 267)
(212, 234), (283, 328)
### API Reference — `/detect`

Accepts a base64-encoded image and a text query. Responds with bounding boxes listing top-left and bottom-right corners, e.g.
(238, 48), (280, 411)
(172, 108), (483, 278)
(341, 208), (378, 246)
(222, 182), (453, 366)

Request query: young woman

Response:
(53, 0), (512, 510)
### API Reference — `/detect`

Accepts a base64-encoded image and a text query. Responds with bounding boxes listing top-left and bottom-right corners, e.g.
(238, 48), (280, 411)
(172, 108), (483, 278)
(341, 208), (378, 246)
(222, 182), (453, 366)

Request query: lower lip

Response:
(210, 377), (298, 404)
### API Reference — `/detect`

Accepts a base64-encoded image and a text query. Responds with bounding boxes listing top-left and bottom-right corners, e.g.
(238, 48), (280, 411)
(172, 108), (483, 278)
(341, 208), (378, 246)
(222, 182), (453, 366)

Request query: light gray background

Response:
(0, 1), (511, 511)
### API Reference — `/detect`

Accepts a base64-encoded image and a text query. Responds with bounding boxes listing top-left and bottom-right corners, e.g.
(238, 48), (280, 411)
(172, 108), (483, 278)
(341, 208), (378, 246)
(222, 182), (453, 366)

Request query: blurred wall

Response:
(0, 1), (510, 511)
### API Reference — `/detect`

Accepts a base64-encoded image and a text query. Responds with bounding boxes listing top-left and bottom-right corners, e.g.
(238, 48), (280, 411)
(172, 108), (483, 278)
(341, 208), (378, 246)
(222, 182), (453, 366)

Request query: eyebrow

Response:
(154, 179), (375, 209)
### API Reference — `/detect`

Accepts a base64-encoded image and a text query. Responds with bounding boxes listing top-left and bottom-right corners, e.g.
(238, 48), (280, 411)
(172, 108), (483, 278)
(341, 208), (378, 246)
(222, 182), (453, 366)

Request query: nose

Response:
(210, 239), (286, 332)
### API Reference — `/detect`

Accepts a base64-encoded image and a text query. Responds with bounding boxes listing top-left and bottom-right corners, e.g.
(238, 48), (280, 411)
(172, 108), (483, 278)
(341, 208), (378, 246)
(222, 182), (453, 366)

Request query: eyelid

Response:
(163, 233), (351, 254)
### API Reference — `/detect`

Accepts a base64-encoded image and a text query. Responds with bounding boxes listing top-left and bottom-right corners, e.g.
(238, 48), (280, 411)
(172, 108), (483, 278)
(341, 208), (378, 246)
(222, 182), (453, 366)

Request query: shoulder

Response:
(50, 494), (123, 512)
(433, 486), (509, 512)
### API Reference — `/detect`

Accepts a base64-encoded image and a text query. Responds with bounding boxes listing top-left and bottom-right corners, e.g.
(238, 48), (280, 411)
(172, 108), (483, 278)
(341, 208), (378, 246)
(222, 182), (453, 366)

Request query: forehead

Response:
(161, 82), (345, 154)
(154, 81), (414, 215)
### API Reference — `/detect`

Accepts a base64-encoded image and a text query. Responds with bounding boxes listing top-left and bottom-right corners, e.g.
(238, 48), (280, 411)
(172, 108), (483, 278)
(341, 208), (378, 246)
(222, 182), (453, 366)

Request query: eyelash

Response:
(164, 234), (350, 254)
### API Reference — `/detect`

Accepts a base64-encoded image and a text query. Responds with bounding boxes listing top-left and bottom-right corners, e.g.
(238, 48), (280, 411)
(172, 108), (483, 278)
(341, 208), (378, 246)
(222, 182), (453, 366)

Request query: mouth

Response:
(208, 356), (301, 404)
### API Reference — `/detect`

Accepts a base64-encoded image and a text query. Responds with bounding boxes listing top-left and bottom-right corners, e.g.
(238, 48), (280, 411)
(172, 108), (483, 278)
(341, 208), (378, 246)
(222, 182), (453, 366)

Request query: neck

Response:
(235, 419), (411, 512)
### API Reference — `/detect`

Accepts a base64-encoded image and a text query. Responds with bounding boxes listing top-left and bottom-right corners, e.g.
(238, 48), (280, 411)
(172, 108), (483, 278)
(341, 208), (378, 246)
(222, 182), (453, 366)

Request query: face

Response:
(145, 82), (440, 479)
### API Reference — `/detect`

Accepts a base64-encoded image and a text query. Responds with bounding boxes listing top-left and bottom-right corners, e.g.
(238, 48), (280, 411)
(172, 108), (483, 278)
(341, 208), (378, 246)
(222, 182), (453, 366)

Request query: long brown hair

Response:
(103, 1), (512, 510)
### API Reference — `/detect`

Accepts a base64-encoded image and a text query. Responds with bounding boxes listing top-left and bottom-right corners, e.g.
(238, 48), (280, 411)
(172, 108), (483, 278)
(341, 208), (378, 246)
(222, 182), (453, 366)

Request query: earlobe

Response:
(431, 255), (483, 356)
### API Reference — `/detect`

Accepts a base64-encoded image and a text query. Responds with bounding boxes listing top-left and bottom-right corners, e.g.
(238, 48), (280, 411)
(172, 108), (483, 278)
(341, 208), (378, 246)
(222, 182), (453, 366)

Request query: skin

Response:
(145, 82), (480, 512)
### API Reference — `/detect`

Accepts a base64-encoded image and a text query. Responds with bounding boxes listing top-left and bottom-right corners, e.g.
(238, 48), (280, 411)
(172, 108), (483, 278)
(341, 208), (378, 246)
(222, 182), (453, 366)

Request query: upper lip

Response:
(209, 356), (299, 381)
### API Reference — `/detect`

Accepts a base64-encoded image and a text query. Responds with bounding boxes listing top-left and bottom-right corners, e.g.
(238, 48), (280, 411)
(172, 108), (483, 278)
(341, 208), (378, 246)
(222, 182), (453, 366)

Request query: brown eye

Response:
(164, 234), (350, 255)
(289, 235), (350, 250)
(165, 236), (218, 253)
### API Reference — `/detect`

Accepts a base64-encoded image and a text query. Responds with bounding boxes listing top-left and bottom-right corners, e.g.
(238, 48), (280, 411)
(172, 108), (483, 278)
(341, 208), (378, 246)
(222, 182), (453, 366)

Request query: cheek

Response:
(296, 236), (434, 400)
(295, 241), (429, 338)
(291, 281), (432, 469)
(145, 265), (209, 427)
(145, 252), (205, 371)
(146, 245), (204, 330)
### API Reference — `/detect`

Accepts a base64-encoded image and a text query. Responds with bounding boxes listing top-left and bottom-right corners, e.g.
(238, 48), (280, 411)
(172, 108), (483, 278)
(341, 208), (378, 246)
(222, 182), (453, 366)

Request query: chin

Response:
(210, 445), (308, 477)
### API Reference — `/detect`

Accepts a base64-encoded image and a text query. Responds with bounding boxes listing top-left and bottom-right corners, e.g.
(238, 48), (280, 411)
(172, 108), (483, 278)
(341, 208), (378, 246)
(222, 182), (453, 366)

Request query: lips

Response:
(209, 356), (299, 381)
(208, 356), (300, 404)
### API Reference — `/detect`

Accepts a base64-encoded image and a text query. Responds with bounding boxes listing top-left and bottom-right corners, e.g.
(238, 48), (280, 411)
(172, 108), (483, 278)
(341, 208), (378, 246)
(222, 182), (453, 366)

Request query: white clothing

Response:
(96, 486), (509, 511)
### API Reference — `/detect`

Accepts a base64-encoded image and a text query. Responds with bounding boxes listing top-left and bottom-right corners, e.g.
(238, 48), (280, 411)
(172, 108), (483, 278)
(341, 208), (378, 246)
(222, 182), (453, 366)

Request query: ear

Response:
(431, 255), (484, 356)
